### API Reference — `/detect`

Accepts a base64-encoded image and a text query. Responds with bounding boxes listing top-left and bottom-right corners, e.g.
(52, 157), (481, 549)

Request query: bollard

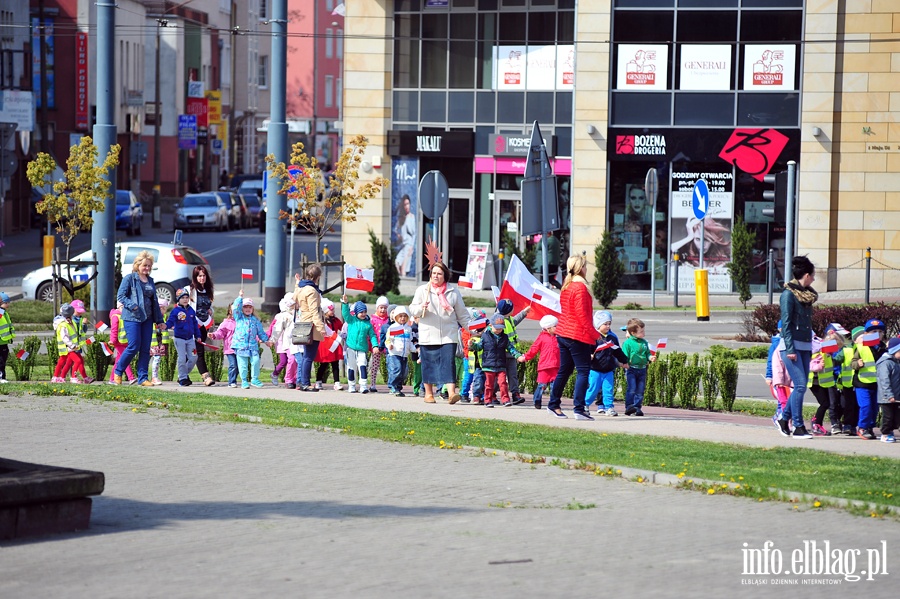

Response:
(695, 268), (710, 322)
(767, 248), (774, 305)
(258, 245), (264, 297)
(43, 235), (54, 267)
(323, 244), (329, 290)
(865, 247), (871, 305)
(673, 253), (680, 308)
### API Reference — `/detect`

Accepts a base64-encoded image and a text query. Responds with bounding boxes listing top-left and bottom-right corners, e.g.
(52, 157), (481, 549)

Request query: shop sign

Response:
(489, 133), (556, 157)
(679, 44), (732, 91)
(742, 45), (796, 91)
(616, 44), (669, 91)
(614, 134), (667, 156)
(387, 130), (473, 157)
(718, 127), (789, 181)
(493, 45), (576, 91)
(75, 32), (89, 131)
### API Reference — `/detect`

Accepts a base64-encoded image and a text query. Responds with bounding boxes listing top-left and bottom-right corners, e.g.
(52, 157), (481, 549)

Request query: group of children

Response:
(767, 318), (899, 442)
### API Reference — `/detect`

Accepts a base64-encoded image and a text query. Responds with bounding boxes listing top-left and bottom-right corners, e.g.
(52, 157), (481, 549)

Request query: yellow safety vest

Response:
(808, 352), (834, 388)
(150, 323), (171, 347)
(115, 313), (128, 345)
(503, 316), (518, 345)
(0, 312), (14, 344)
(466, 343), (482, 373)
(840, 349), (854, 388)
(56, 321), (79, 356)
(855, 344), (877, 384)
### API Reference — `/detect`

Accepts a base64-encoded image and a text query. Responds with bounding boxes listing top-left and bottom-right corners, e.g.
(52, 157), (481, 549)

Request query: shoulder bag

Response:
(291, 308), (314, 345)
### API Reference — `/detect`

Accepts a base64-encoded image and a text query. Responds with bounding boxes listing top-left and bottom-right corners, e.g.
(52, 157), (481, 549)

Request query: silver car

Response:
(174, 193), (229, 232)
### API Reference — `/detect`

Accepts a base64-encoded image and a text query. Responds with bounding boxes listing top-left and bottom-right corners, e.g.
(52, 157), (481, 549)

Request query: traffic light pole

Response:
(784, 161), (797, 286)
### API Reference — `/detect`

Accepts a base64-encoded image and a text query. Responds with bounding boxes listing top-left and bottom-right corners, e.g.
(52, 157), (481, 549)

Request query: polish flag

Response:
(198, 314), (213, 328)
(198, 340), (220, 351)
(344, 264), (375, 292)
(388, 323), (406, 337)
(329, 336), (342, 353)
(820, 338), (840, 354)
(95, 321), (109, 333)
(241, 269), (253, 280)
(861, 332), (881, 347)
(594, 340), (613, 354)
(468, 317), (488, 331)
(84, 336), (95, 345)
(0, 307), (4, 317)
(457, 277), (473, 289)
(100, 342), (113, 357)
(16, 348), (29, 360)
(497, 255), (561, 321)
(829, 323), (848, 336)
(656, 338), (667, 350)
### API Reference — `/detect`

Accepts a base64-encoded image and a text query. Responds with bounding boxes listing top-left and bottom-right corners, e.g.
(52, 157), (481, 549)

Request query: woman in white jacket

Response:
(408, 261), (470, 404)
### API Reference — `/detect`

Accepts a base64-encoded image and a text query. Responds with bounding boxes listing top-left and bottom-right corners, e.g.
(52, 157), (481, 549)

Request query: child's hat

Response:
(158, 298), (170, 310)
(593, 310), (612, 330)
(851, 326), (865, 340)
(351, 300), (367, 315)
(243, 298), (254, 307)
(60, 303), (75, 318)
(496, 299), (513, 315)
(392, 305), (409, 319)
(321, 298), (335, 312)
(865, 318), (885, 332)
(70, 299), (86, 314)
(491, 313), (506, 327)
(888, 336), (900, 354)
(539, 315), (558, 329)
(376, 296), (389, 307)
(0, 291), (9, 303)
(471, 308), (486, 320)
(278, 296), (293, 312)
(176, 288), (190, 301)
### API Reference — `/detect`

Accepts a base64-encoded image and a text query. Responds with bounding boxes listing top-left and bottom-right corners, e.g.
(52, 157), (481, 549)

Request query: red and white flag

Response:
(197, 314), (213, 328)
(820, 338), (840, 354)
(468, 317), (488, 331)
(0, 307), (6, 317)
(84, 336), (95, 345)
(95, 321), (109, 333)
(344, 264), (375, 292)
(594, 340), (614, 354)
(329, 335), (342, 353)
(656, 338), (668, 350)
(497, 255), (561, 321)
(861, 332), (881, 347)
(15, 348), (28, 360)
(388, 323), (406, 337)
(100, 342), (113, 357)
(829, 323), (848, 336)
(241, 269), (253, 280)
(457, 277), (474, 289)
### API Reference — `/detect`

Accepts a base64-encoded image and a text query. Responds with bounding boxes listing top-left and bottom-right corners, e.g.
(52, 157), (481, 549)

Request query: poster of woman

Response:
(391, 158), (419, 278)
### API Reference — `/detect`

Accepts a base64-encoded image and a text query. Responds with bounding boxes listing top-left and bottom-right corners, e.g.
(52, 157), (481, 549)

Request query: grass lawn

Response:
(3, 382), (897, 517)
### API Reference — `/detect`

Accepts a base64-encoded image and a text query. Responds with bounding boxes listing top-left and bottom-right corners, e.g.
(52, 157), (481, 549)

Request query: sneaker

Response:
(287, 383), (296, 389)
(228, 383), (237, 388)
(881, 434), (896, 443)
(491, 398), (502, 406)
(512, 394), (525, 405)
(831, 424), (843, 435)
(370, 386), (380, 394)
(51, 376), (64, 383)
(459, 396), (471, 404)
(811, 423), (830, 436)
(241, 384), (250, 390)
(315, 381), (323, 390)
(250, 381), (264, 389)
(127, 378), (138, 385)
(485, 402), (494, 408)
(596, 408), (606, 416)
(502, 400), (512, 407)
(395, 391), (406, 397)
(792, 426), (814, 439)
(182, 378), (192, 386)
(772, 412), (781, 430)
(547, 407), (567, 419)
(348, 384), (357, 393)
(534, 400), (542, 410)
(361, 387), (369, 394)
(333, 382), (342, 391)
(179, 379), (191, 387)
(140, 381), (154, 387)
(271, 373), (279, 385)
(472, 398), (484, 405)
(70, 377), (80, 384)
(858, 428), (876, 440)
(635, 410), (645, 416)
(111, 374), (122, 386)
(605, 409), (619, 417)
(574, 410), (595, 421)
(777, 419), (791, 437)
(299, 385), (319, 392)
(625, 408), (637, 416)
(842, 425), (852, 436)
(151, 378), (162, 386)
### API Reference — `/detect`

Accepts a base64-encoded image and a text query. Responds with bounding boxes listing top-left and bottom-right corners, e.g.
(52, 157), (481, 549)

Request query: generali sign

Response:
(679, 44), (732, 91)
(616, 44), (669, 91)
(742, 45), (796, 91)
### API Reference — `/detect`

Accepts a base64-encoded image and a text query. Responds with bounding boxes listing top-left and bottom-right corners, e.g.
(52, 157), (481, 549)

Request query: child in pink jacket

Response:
(109, 302), (136, 384)
(771, 341), (793, 431)
(208, 304), (237, 387)
(517, 315), (560, 410)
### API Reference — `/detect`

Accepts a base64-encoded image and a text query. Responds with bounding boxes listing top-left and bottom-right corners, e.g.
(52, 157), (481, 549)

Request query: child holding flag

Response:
(53, 303), (91, 384)
(836, 326), (859, 435)
(0, 291), (15, 383)
(231, 290), (269, 389)
(496, 298), (530, 405)
(149, 299), (171, 386)
(517, 315), (560, 410)
(621, 318), (655, 416)
(808, 328), (839, 436)
(109, 301), (137, 384)
(167, 289), (202, 386)
(369, 296), (391, 393)
(472, 313), (522, 407)
(340, 296), (380, 394)
(380, 306), (413, 396)
(208, 303), (238, 387)
(585, 310), (629, 416)
(315, 299), (344, 390)
(461, 309), (488, 403)
(852, 319), (886, 440)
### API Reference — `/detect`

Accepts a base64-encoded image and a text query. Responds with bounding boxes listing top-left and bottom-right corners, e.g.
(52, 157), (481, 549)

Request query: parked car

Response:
(21, 242), (209, 304)
(115, 189), (143, 236)
(210, 190), (250, 230)
(231, 173), (264, 194)
(236, 176), (264, 199)
(241, 193), (262, 227)
(174, 193), (229, 232)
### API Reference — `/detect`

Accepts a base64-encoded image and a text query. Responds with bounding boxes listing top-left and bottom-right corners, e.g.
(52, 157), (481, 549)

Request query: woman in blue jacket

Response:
(777, 255), (817, 439)
(114, 250), (167, 386)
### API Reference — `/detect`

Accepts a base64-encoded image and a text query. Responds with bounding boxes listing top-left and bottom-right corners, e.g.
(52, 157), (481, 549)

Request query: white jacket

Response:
(408, 284), (470, 346)
(271, 311), (295, 354)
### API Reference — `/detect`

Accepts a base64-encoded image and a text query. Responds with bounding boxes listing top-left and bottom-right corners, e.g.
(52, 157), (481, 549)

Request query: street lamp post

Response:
(151, 18), (166, 229)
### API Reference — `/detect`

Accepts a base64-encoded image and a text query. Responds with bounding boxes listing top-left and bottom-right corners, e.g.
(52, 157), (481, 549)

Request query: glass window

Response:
(337, 30), (343, 59)
(476, 12), (497, 89)
(557, 11), (575, 43)
(325, 75), (334, 107)
(479, 0), (498, 9)
(743, 0), (801, 6)
(258, 55), (268, 89)
(679, 0), (736, 6)
(393, 90), (419, 121)
(396, 0), (421, 10)
(740, 11), (802, 42)
(499, 11), (526, 43)
(555, 126), (572, 157)
(559, 0), (574, 8)
(421, 91), (447, 122)
(497, 92), (525, 124)
(676, 11), (736, 42)
(475, 125), (493, 154)
(555, 91), (573, 123)
(737, 93), (799, 127)
(394, 14), (420, 88)
(448, 91), (475, 122)
(422, 40), (448, 88)
(422, 12), (448, 38)
(476, 91), (496, 122)
(615, 0), (674, 7)
(674, 92), (734, 125)
(526, 92), (554, 124)
(528, 11), (555, 44)
(611, 93), (671, 125)
(326, 28), (333, 59)
(450, 14), (476, 88)
(612, 10), (675, 42)
(454, 0), (476, 6)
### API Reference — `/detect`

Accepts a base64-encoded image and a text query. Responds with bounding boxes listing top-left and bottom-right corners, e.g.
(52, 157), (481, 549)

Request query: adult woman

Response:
(546, 254), (597, 420)
(189, 265), (216, 386)
(777, 255), (817, 439)
(292, 264), (327, 392)
(394, 194), (416, 277)
(113, 250), (167, 386)
(409, 261), (470, 404)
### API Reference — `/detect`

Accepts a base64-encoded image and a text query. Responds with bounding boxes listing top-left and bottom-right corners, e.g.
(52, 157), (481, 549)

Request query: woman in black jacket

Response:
(777, 255), (817, 439)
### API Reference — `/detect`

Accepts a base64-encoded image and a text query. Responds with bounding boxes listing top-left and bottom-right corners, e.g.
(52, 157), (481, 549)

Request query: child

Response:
(149, 299), (171, 385)
(518, 315), (560, 410)
(166, 288), (202, 386)
(853, 319), (886, 440)
(315, 298), (344, 390)
(232, 291), (269, 389)
(824, 324), (849, 435)
(808, 329), (839, 436)
(380, 306), (413, 396)
(340, 297), (379, 394)
(368, 296), (390, 393)
(585, 310), (629, 416)
(765, 319), (783, 422)
(771, 342), (793, 432)
(269, 295), (296, 387)
(109, 301), (136, 384)
(837, 327), (860, 436)
(410, 317), (423, 397)
(208, 303), (237, 387)
(473, 313), (522, 407)
(53, 303), (90, 383)
(0, 291), (14, 383)
(464, 319), (487, 405)
(875, 336), (900, 443)
(496, 298), (530, 404)
(461, 309), (487, 403)
(621, 317), (655, 416)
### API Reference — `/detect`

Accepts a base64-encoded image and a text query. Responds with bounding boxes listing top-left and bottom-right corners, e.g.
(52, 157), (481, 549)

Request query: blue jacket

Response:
(474, 329), (521, 371)
(232, 297), (269, 355)
(591, 331), (628, 373)
(166, 305), (201, 340)
(779, 286), (813, 354)
(117, 273), (164, 324)
(765, 334), (781, 380)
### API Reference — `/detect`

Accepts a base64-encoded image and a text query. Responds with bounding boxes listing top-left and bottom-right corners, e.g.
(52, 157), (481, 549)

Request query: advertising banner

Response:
(742, 45), (797, 91)
(679, 44), (732, 91)
(616, 44), (669, 91)
(391, 158), (419, 278)
(493, 45), (575, 91)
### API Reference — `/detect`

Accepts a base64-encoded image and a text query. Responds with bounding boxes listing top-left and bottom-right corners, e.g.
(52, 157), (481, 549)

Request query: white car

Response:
(174, 193), (230, 231)
(21, 242), (209, 304)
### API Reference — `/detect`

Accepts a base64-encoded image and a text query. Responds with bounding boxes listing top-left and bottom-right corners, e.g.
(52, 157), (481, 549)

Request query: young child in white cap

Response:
(368, 295), (391, 392)
(380, 305), (413, 396)
(518, 314), (560, 410)
(585, 310), (628, 416)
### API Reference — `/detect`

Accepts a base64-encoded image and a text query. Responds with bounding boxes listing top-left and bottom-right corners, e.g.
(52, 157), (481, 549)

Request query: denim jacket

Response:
(779, 288), (813, 355)
(117, 273), (164, 324)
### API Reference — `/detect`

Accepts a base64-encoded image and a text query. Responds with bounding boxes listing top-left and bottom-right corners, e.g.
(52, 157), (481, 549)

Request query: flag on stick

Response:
(344, 264), (375, 292)
(241, 269), (253, 280)
(84, 336), (95, 345)
(593, 340), (614, 354)
(829, 323), (849, 336)
(497, 255), (561, 321)
(656, 338), (668, 350)
(198, 340), (220, 351)
(388, 324), (406, 337)
(457, 277), (473, 289)
(862, 332), (881, 347)
(820, 339), (840, 354)
(15, 348), (29, 360)
(468, 317), (488, 331)
(329, 336), (342, 353)
(100, 342), (113, 357)
(95, 321), (109, 333)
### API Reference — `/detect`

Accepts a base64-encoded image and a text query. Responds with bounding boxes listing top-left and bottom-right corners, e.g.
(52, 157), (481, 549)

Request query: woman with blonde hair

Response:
(113, 250), (167, 386)
(292, 263), (328, 392)
(546, 254), (598, 420)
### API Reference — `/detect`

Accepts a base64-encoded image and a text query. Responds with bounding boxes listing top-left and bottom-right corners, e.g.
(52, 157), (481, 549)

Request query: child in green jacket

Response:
(341, 296), (380, 393)
(622, 318), (655, 416)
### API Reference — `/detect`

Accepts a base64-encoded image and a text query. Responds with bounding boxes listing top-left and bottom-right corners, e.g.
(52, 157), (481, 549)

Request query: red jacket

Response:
(522, 330), (560, 384)
(315, 315), (344, 363)
(555, 279), (596, 345)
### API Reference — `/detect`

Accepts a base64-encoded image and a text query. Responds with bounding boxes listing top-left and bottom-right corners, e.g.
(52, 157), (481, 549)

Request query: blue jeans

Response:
(386, 354), (408, 392)
(293, 339), (321, 388)
(461, 358), (473, 395)
(586, 370), (616, 410)
(626, 368), (647, 412)
(855, 387), (878, 430)
(533, 382), (548, 404)
(226, 353), (238, 385)
(118, 318), (153, 383)
(548, 336), (593, 412)
(780, 349), (811, 428)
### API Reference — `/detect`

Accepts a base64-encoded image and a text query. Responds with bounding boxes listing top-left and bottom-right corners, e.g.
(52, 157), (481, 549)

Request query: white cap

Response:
(376, 295), (389, 307)
(539, 315), (558, 329)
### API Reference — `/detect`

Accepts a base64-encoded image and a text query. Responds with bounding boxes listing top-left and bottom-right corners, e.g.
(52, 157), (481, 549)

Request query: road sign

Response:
(644, 167), (658, 206)
(692, 178), (709, 220)
(520, 120), (559, 237)
(177, 115), (197, 150)
(419, 170), (449, 220)
(211, 139), (223, 156)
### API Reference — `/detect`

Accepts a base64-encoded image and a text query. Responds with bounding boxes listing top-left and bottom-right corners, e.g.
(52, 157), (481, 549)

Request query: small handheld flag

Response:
(241, 269), (253, 280)
(84, 336), (95, 345)
(329, 336), (342, 353)
(100, 342), (113, 357)
(468, 317), (488, 331)
(95, 321), (109, 333)
(344, 264), (375, 292)
(198, 340), (220, 351)
(862, 332), (881, 347)
(656, 338), (668, 350)
(388, 323), (406, 337)
(594, 340), (613, 354)
(829, 323), (848, 336)
(16, 348), (29, 360)
(820, 339), (840, 354)
(457, 277), (473, 289)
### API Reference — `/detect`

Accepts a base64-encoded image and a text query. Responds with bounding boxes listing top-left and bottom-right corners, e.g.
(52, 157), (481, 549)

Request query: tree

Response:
(591, 229), (625, 308)
(368, 228), (400, 295)
(265, 134), (388, 261)
(725, 214), (756, 307)
(26, 136), (121, 297)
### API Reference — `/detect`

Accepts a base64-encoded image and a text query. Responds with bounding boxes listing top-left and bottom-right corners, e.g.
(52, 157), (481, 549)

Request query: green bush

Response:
(9, 336), (42, 381)
(45, 336), (59, 378)
(725, 215), (755, 307)
(159, 341), (177, 382)
(707, 344), (769, 361)
(700, 356), (719, 411)
(715, 356), (739, 411)
(206, 347), (224, 382)
(368, 228), (400, 296)
(591, 229), (624, 309)
(677, 354), (703, 409)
